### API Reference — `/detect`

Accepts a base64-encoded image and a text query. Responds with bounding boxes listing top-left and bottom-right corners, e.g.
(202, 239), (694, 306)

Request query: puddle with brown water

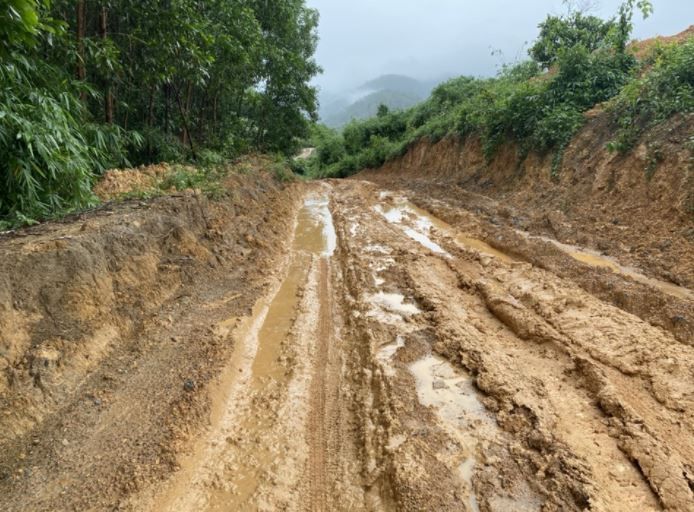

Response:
(151, 194), (336, 512)
(209, 195), (336, 510)
(376, 194), (515, 263)
(525, 233), (694, 301)
(410, 355), (542, 512)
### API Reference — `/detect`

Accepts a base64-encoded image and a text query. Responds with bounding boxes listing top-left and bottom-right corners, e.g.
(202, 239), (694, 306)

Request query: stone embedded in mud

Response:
(432, 379), (448, 390)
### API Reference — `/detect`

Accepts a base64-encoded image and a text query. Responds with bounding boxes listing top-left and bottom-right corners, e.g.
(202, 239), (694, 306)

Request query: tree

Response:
(530, 12), (616, 69)
(1, 0), (322, 224)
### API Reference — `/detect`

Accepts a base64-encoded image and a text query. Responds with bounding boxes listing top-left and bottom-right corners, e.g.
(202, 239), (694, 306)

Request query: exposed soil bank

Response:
(358, 113), (694, 290)
(0, 168), (302, 511)
(357, 114), (694, 342)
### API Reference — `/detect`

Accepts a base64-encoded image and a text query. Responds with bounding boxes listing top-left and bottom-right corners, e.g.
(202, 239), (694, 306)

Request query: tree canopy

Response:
(0, 0), (320, 224)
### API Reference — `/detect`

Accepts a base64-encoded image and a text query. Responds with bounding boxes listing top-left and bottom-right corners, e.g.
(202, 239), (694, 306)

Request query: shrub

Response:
(0, 55), (103, 223)
(609, 37), (694, 152)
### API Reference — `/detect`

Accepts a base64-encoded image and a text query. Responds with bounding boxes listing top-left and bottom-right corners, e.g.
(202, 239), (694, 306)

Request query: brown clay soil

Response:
(1, 157), (693, 510)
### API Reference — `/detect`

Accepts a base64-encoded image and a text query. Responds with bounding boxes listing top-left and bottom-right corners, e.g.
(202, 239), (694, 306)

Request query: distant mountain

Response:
(319, 74), (436, 128)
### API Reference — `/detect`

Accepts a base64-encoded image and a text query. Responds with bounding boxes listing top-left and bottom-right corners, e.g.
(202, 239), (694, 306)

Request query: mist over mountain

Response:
(319, 74), (439, 128)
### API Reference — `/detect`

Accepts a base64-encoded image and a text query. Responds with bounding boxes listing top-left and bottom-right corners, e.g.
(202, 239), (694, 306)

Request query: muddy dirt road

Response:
(1, 179), (693, 511)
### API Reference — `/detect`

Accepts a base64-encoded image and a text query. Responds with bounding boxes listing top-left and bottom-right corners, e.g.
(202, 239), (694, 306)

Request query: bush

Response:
(308, 8), (689, 180)
(609, 37), (694, 152)
(0, 55), (104, 223)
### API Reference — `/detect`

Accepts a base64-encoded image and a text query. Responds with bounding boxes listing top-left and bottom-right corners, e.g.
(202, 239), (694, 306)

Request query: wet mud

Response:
(1, 176), (692, 511)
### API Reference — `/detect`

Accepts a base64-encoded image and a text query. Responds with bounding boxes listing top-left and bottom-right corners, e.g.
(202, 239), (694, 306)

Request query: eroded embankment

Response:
(357, 115), (694, 343)
(0, 170), (301, 511)
(358, 113), (694, 290)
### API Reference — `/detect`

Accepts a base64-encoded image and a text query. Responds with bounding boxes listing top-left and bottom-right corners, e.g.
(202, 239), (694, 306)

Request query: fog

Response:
(306, 0), (694, 93)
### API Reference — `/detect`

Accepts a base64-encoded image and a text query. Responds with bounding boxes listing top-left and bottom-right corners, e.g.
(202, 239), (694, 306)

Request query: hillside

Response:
(319, 74), (434, 128)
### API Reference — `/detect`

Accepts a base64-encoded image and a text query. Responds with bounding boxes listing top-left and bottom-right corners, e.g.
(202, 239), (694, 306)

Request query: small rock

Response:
(184, 379), (196, 392)
(432, 379), (448, 390)
(61, 439), (69, 447)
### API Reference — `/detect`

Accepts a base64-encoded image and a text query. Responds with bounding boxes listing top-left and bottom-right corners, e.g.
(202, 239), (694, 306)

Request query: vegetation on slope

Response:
(305, 0), (693, 180)
(0, 0), (319, 226)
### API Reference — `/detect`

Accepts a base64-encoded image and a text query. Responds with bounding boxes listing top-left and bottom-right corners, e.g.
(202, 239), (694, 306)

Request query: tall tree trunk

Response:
(76, 0), (86, 101)
(99, 6), (114, 124)
(164, 83), (171, 134)
(147, 87), (155, 127)
(181, 81), (193, 147)
(213, 92), (219, 129)
(173, 83), (197, 160)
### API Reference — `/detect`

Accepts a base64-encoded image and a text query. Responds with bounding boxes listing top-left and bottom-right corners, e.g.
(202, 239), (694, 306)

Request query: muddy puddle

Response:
(410, 355), (491, 511)
(375, 194), (514, 263)
(294, 196), (337, 256)
(523, 232), (694, 300)
(152, 193), (337, 512)
(211, 195), (336, 509)
(366, 291), (420, 326)
(410, 355), (541, 512)
(375, 200), (450, 256)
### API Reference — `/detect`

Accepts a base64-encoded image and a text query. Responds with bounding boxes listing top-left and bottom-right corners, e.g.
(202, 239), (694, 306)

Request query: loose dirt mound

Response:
(631, 25), (694, 58)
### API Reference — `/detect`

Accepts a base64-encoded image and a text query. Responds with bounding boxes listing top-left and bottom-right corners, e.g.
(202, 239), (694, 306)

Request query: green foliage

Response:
(530, 12), (616, 69)
(1, 0), (320, 226)
(0, 53), (103, 223)
(269, 158), (298, 183)
(312, 124), (346, 167)
(0, 0), (46, 54)
(309, 2), (667, 180)
(609, 37), (694, 152)
(158, 165), (224, 198)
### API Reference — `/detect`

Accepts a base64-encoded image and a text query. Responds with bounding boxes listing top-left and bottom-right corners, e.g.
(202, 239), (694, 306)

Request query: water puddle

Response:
(295, 197), (336, 256)
(377, 335), (405, 376)
(524, 233), (693, 301)
(403, 227), (448, 255)
(208, 259), (305, 509)
(410, 355), (500, 512)
(453, 235), (514, 264)
(375, 202), (451, 257)
(201, 194), (336, 511)
(376, 194), (515, 263)
(367, 292), (421, 325)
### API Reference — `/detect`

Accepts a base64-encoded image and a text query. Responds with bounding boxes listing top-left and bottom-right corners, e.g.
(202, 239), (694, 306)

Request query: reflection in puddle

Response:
(296, 197), (336, 256)
(209, 195), (336, 510)
(377, 335), (405, 377)
(410, 355), (498, 512)
(403, 227), (448, 255)
(369, 292), (420, 316)
(366, 291), (420, 326)
(375, 196), (516, 263)
(375, 202), (451, 257)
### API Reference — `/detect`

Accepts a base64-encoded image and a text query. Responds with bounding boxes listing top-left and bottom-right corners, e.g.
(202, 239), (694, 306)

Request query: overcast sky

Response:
(306, 0), (694, 93)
